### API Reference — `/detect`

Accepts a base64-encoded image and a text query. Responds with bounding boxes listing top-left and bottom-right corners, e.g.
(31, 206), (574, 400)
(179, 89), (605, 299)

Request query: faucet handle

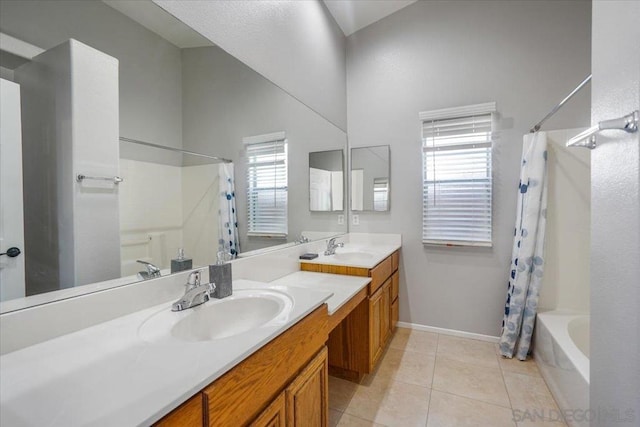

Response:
(186, 270), (201, 290)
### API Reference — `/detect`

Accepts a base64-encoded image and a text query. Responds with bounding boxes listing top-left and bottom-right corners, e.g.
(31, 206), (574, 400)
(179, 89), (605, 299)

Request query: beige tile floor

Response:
(329, 327), (566, 427)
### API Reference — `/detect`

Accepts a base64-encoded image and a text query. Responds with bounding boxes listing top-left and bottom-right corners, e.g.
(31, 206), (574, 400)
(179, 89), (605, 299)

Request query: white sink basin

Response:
(138, 289), (293, 343)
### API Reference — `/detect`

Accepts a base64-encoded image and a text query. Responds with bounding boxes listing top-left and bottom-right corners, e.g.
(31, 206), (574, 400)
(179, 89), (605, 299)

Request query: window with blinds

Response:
(421, 103), (495, 246)
(245, 134), (288, 237)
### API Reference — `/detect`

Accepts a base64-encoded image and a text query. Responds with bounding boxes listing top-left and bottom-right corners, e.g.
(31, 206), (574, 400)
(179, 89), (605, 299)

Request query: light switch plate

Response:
(337, 214), (345, 225)
(352, 214), (359, 225)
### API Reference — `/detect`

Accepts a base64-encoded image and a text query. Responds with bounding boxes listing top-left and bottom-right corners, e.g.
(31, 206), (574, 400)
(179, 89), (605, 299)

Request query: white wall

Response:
(153, 0), (347, 131)
(590, 1), (640, 422)
(182, 165), (219, 268)
(16, 40), (121, 292)
(119, 160), (220, 275)
(180, 46), (347, 253)
(119, 159), (183, 275)
(538, 129), (590, 314)
(346, 0), (591, 336)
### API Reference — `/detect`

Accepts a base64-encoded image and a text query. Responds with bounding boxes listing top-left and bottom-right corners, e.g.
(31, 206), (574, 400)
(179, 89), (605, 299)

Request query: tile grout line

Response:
(496, 349), (515, 415)
(424, 333), (441, 427)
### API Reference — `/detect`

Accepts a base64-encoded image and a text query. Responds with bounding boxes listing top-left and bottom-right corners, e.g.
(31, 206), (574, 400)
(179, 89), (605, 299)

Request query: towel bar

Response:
(76, 174), (123, 184)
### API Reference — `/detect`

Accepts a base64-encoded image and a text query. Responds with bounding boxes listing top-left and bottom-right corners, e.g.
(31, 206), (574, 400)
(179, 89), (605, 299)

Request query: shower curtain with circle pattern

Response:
(500, 132), (548, 360)
(218, 162), (240, 258)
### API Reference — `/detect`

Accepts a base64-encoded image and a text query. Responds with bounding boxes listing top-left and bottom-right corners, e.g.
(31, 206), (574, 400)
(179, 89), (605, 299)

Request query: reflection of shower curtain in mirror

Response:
(218, 163), (240, 257)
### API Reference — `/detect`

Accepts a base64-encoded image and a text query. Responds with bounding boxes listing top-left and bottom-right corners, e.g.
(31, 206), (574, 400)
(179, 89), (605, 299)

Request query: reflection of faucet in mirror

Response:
(172, 270), (215, 312)
(136, 260), (161, 280)
(324, 237), (344, 256)
(297, 234), (310, 244)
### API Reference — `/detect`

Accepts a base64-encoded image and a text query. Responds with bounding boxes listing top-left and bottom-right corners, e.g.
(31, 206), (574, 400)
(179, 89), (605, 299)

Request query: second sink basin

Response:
(139, 289), (293, 343)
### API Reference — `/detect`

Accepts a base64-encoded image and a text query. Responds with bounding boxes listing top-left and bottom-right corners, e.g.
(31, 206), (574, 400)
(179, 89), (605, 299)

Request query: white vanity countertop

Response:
(299, 242), (401, 269)
(270, 272), (371, 315)
(0, 279), (332, 427)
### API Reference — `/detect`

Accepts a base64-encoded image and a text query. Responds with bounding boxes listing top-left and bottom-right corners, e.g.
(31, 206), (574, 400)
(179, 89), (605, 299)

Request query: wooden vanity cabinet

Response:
(285, 347), (329, 426)
(369, 278), (392, 369)
(391, 270), (399, 330)
(154, 306), (329, 427)
(155, 394), (204, 427)
(250, 348), (328, 427)
(250, 393), (286, 427)
(301, 250), (400, 381)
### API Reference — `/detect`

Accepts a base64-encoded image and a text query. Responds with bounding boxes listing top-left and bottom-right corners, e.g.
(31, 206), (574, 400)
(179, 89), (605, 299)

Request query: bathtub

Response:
(534, 311), (589, 427)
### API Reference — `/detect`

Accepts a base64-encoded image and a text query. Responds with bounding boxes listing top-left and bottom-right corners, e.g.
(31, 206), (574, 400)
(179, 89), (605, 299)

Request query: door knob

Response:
(0, 247), (21, 258)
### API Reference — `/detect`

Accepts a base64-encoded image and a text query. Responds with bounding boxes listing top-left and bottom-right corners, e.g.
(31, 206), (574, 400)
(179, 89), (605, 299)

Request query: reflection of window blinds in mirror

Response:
(373, 178), (389, 211)
(245, 133), (287, 237)
(351, 169), (364, 210)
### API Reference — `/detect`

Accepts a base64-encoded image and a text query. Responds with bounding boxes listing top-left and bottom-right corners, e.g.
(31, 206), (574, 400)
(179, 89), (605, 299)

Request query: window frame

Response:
(420, 102), (496, 247)
(244, 132), (288, 238)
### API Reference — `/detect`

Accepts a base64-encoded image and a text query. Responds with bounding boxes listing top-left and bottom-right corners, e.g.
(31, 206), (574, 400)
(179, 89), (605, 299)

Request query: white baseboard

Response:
(396, 321), (500, 343)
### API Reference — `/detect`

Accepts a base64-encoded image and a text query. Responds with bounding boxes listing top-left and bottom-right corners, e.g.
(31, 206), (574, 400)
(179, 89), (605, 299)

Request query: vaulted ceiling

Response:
(323, 0), (418, 36)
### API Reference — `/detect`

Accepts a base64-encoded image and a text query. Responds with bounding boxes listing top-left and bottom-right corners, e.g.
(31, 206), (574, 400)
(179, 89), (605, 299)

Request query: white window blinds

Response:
(245, 135), (288, 237)
(421, 104), (494, 246)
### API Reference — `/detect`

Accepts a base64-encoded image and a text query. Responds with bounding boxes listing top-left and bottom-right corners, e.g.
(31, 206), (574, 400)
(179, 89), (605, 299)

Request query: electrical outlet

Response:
(337, 214), (345, 225)
(352, 214), (359, 226)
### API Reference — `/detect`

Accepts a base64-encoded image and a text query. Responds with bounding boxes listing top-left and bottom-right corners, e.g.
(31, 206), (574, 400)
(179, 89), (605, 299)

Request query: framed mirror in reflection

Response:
(351, 146), (391, 212)
(0, 0), (347, 310)
(309, 150), (344, 212)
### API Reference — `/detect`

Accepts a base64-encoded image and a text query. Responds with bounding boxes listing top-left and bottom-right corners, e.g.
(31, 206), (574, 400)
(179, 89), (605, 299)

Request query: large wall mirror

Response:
(0, 0), (347, 311)
(309, 150), (344, 212)
(351, 145), (390, 212)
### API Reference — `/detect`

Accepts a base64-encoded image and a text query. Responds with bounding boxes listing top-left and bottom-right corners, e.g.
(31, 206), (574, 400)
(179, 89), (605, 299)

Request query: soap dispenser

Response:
(171, 248), (192, 273)
(209, 248), (232, 299)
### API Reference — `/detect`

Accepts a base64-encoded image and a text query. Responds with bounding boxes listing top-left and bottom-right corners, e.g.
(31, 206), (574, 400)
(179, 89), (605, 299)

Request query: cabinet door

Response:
(250, 393), (286, 427)
(369, 286), (383, 369)
(391, 298), (399, 332)
(391, 270), (399, 302)
(380, 279), (391, 346)
(286, 347), (328, 427)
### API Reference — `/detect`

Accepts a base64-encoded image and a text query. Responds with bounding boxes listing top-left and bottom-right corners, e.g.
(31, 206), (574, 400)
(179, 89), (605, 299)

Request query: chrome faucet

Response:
(136, 260), (161, 280)
(172, 270), (216, 312)
(297, 233), (310, 244)
(324, 237), (344, 256)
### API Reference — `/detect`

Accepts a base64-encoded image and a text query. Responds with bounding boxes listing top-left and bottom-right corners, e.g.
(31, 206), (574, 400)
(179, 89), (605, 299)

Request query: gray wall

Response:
(0, 0), (183, 149)
(153, 0), (347, 131)
(181, 47), (347, 253)
(590, 1), (640, 422)
(310, 150), (344, 172)
(346, 0), (591, 336)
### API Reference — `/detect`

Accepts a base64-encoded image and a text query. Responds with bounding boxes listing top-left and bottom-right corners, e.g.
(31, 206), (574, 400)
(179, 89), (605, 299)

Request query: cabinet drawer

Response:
(391, 251), (399, 272)
(369, 256), (392, 294)
(391, 270), (399, 302)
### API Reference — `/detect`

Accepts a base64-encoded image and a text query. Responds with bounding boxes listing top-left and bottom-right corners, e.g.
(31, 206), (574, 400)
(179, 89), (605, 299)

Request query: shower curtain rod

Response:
(530, 74), (592, 133)
(119, 136), (232, 163)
